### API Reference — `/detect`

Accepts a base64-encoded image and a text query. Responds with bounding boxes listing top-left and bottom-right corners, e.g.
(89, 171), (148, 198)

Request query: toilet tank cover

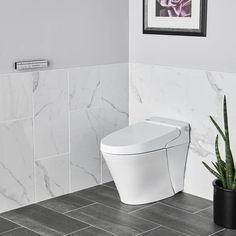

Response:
(101, 121), (182, 155)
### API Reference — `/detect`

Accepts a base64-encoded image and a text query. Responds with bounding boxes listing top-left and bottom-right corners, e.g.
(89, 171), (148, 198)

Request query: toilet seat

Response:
(101, 120), (182, 155)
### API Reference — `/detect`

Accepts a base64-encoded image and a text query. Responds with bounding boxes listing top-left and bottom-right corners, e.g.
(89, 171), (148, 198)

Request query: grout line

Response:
(159, 225), (190, 236)
(71, 200), (161, 228)
(36, 203), (66, 214)
(71, 192), (98, 203)
(78, 200), (128, 214)
(209, 228), (226, 236)
(60, 195), (159, 227)
(65, 226), (91, 236)
(127, 213), (161, 226)
(37, 200), (97, 215)
(193, 205), (212, 214)
(34, 152), (70, 162)
(128, 202), (158, 214)
(65, 211), (118, 236)
(64, 202), (97, 214)
(67, 71), (71, 194)
(0, 216), (42, 236)
(135, 226), (161, 236)
(0, 116), (33, 124)
(0, 227), (21, 235)
(102, 183), (116, 190)
(32, 73), (37, 205)
(157, 202), (195, 214)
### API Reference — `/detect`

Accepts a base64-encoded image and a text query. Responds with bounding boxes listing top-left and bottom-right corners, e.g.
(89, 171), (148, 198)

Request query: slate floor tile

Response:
(131, 203), (222, 236)
(103, 182), (116, 189)
(139, 226), (187, 236)
(0, 217), (19, 234)
(196, 206), (213, 219)
(38, 193), (94, 213)
(1, 204), (89, 236)
(0, 227), (41, 236)
(66, 203), (158, 236)
(68, 226), (115, 236)
(213, 229), (236, 236)
(161, 192), (212, 213)
(75, 185), (151, 213)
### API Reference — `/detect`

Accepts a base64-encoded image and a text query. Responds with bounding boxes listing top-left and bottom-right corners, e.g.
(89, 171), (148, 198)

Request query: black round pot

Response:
(213, 179), (236, 229)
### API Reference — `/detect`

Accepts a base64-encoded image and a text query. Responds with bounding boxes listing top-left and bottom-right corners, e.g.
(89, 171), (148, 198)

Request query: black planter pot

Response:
(213, 179), (236, 229)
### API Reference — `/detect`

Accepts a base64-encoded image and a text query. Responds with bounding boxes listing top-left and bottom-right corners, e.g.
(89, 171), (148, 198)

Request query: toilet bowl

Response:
(101, 117), (190, 205)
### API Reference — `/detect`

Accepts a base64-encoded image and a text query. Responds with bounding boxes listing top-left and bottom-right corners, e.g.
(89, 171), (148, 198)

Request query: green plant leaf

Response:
(210, 116), (226, 141)
(215, 135), (227, 188)
(212, 162), (219, 172)
(202, 162), (221, 180)
(223, 96), (235, 188)
(232, 170), (236, 190)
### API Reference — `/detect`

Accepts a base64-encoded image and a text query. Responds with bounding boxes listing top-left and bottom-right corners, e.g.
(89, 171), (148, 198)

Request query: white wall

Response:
(0, 0), (128, 74)
(129, 63), (236, 200)
(0, 0), (129, 213)
(129, 0), (236, 73)
(129, 0), (236, 200)
(0, 63), (128, 213)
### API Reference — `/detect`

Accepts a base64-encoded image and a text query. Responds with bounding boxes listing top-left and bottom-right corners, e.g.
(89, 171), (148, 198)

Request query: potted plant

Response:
(203, 96), (236, 229)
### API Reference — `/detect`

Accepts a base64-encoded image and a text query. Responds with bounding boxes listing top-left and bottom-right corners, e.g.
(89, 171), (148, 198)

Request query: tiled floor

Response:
(0, 182), (236, 236)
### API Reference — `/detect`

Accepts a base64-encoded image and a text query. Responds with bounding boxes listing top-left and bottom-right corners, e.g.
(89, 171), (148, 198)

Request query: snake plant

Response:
(202, 96), (236, 190)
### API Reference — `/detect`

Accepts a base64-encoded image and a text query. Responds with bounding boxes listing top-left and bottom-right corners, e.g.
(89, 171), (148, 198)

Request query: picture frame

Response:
(143, 0), (208, 37)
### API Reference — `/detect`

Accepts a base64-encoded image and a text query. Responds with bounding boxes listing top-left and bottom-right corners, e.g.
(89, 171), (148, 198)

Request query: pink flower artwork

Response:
(156, 0), (192, 17)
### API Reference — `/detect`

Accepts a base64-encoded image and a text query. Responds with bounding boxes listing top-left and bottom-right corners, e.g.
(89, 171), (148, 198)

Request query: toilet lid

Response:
(101, 121), (180, 155)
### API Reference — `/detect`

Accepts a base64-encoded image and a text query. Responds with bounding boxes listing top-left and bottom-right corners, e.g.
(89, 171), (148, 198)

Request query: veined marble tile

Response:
(100, 108), (129, 183)
(0, 119), (34, 213)
(0, 73), (32, 122)
(33, 70), (69, 159)
(129, 63), (236, 200)
(69, 66), (101, 111)
(101, 63), (129, 117)
(35, 154), (69, 202)
(70, 108), (101, 192)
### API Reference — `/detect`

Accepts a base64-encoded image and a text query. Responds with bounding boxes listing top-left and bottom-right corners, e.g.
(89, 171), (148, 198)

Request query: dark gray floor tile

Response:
(213, 229), (236, 236)
(0, 227), (40, 236)
(1, 204), (89, 236)
(103, 182), (116, 189)
(131, 202), (222, 236)
(196, 206), (213, 219)
(38, 193), (94, 213)
(75, 185), (151, 213)
(0, 217), (19, 234)
(139, 226), (186, 236)
(68, 226), (115, 236)
(66, 203), (158, 236)
(161, 192), (212, 213)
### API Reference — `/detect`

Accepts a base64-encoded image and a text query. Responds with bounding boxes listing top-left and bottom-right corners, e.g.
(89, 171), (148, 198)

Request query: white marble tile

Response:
(35, 154), (69, 202)
(33, 70), (69, 159)
(101, 63), (129, 116)
(129, 63), (236, 200)
(100, 107), (129, 183)
(0, 73), (33, 121)
(69, 66), (101, 111)
(70, 108), (102, 191)
(0, 119), (34, 213)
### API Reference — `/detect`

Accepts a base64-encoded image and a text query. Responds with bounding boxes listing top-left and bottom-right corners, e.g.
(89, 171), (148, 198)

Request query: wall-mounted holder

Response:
(15, 60), (49, 71)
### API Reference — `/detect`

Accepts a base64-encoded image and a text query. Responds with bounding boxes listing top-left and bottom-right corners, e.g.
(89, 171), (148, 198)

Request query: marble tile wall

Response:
(0, 63), (128, 213)
(129, 63), (236, 200)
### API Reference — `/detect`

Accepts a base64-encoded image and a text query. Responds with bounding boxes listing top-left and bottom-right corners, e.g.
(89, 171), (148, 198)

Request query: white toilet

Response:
(101, 117), (190, 205)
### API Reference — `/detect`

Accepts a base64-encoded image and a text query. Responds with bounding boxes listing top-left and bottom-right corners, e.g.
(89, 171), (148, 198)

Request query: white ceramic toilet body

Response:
(101, 117), (190, 205)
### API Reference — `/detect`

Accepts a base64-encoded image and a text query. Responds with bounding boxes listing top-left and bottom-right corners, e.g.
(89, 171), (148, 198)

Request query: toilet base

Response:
(102, 148), (186, 205)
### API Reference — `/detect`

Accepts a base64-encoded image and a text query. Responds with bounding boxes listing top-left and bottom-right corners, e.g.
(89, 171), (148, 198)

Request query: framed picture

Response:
(143, 0), (207, 36)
